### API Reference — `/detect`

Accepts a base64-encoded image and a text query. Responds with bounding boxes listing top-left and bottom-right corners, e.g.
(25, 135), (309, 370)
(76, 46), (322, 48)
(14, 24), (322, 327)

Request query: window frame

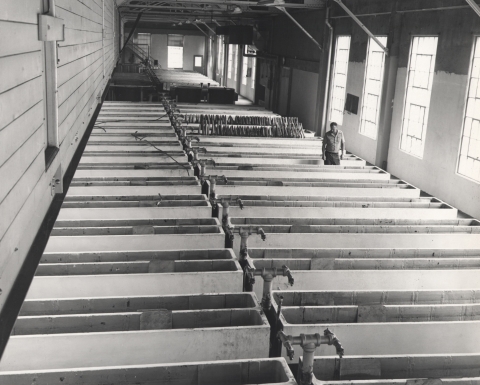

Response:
(398, 35), (439, 159)
(329, 35), (351, 126)
(359, 35), (388, 140)
(456, 34), (480, 184)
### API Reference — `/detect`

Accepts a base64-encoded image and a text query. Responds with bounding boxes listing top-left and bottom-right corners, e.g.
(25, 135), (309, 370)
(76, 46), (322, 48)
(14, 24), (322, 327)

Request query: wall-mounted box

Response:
(38, 14), (64, 41)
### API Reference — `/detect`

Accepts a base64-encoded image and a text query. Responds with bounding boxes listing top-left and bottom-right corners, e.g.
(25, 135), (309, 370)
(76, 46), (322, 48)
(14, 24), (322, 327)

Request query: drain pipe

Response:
(278, 329), (344, 385)
(245, 265), (294, 310)
(320, 7), (334, 137)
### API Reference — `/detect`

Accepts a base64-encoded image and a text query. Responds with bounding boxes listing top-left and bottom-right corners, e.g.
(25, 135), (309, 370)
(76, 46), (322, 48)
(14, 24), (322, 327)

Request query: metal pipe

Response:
(321, 11), (333, 137)
(45, 0), (60, 148)
(192, 22), (214, 40)
(120, 0), (322, 8)
(102, 0), (105, 78)
(330, 5), (472, 18)
(333, 0), (388, 55)
(276, 6), (322, 50)
(465, 0), (480, 17)
(199, 21), (216, 35)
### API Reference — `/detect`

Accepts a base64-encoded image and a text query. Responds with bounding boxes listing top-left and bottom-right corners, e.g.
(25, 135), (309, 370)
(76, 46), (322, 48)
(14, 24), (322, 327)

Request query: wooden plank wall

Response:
(0, 0), (119, 310)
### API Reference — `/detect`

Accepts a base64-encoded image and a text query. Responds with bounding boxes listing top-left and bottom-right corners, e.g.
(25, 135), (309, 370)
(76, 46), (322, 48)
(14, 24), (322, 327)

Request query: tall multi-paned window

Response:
(400, 36), (438, 158)
(227, 45), (233, 78)
(329, 36), (351, 125)
(458, 36), (480, 182)
(167, 34), (184, 69)
(242, 55), (248, 85)
(251, 58), (256, 89)
(359, 36), (388, 140)
(217, 36), (224, 76)
(233, 45), (238, 80)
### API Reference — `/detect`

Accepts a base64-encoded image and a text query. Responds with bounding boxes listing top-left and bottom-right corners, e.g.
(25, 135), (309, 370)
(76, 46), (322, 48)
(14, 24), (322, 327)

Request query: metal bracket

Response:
(333, 0), (388, 55)
(38, 14), (65, 41)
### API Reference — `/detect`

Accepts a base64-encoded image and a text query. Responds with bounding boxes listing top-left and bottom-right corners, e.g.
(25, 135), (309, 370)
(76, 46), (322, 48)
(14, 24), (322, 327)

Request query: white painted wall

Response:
(0, 0), (119, 312)
(149, 34), (205, 72)
(388, 69), (480, 219)
(341, 61), (378, 165)
(290, 69), (318, 132)
(184, 35), (205, 72)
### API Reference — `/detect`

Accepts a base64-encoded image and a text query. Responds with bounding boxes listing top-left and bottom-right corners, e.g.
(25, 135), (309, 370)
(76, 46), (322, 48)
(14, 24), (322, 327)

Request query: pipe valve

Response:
(233, 226), (267, 259)
(253, 265), (294, 310)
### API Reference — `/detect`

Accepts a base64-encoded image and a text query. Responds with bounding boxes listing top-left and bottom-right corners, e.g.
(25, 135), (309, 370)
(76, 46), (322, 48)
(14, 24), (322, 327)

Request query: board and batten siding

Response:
(0, 0), (119, 310)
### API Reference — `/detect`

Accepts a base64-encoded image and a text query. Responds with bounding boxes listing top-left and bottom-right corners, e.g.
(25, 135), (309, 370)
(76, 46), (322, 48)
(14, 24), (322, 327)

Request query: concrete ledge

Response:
(310, 353), (480, 381)
(216, 185), (419, 198)
(57, 207), (213, 220)
(27, 271), (243, 299)
(44, 233), (226, 253)
(0, 358), (296, 384)
(227, 207), (456, 219)
(0, 325), (270, 371)
(66, 185), (202, 197)
(238, 233), (480, 259)
(280, 321), (480, 358)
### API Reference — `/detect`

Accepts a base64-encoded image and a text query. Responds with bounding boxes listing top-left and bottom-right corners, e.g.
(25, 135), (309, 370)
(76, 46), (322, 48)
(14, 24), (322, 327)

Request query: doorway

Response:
(194, 55), (204, 74)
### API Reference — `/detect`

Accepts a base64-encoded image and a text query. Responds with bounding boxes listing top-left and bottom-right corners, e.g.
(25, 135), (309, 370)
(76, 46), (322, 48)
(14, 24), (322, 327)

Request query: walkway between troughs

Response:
(1, 96), (480, 384)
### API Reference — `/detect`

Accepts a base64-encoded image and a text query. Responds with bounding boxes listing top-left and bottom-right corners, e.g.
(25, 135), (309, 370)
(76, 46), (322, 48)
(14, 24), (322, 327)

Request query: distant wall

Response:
(0, 0), (119, 311)
(147, 33), (205, 72)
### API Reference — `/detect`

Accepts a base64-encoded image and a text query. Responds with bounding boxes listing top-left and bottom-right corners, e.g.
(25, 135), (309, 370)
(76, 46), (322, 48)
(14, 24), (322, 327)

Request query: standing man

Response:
(322, 122), (345, 165)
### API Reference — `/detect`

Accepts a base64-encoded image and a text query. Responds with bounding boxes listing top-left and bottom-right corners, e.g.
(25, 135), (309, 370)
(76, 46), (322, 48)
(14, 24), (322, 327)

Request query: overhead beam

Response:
(465, 0), (480, 17)
(276, 6), (322, 50)
(120, 0), (322, 8)
(333, 0), (388, 55)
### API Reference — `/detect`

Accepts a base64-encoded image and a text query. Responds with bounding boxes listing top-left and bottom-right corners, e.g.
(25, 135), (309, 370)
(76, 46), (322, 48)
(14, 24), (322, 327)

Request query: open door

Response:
(194, 55), (204, 74)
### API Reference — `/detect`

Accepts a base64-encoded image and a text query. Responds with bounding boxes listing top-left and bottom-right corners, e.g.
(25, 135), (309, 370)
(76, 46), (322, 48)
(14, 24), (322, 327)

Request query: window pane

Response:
(329, 36), (351, 126)
(400, 36), (438, 158)
(168, 46), (183, 69)
(359, 36), (387, 139)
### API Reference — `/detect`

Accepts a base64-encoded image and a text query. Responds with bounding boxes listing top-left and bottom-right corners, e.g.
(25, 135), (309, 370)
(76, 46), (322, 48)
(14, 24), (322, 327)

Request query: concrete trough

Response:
(12, 308), (264, 335)
(225, 205), (456, 220)
(273, 290), (480, 357)
(44, 230), (225, 253)
(249, 270), (480, 306)
(201, 146), (330, 155)
(216, 185), (420, 198)
(66, 185), (202, 198)
(310, 354), (480, 382)
(79, 155), (190, 164)
(57, 207), (212, 220)
(237, 233), (480, 262)
(91, 128), (177, 134)
(96, 116), (170, 122)
(211, 169), (391, 181)
(84, 144), (184, 152)
(20, 292), (259, 316)
(0, 358), (296, 385)
(92, 122), (172, 127)
(0, 313), (269, 371)
(82, 146), (188, 154)
(88, 135), (181, 143)
(73, 169), (193, 178)
(193, 137), (323, 147)
(208, 156), (365, 166)
(26, 268), (243, 300)
(69, 178), (199, 187)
